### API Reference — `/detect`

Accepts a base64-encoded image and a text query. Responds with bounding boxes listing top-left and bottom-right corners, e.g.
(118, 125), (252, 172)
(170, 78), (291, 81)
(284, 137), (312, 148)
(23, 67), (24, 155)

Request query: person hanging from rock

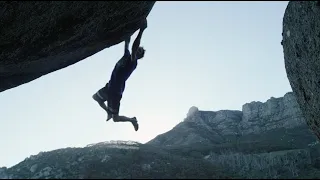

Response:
(92, 18), (148, 132)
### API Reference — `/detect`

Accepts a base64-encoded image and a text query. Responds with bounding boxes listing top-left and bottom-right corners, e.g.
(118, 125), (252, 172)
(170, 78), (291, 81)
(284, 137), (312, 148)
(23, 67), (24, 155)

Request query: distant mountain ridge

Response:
(1, 92), (320, 179)
(148, 92), (312, 147)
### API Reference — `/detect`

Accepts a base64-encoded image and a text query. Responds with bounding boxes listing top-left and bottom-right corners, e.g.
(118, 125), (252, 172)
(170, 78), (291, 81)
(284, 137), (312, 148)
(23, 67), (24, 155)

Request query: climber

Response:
(92, 18), (148, 132)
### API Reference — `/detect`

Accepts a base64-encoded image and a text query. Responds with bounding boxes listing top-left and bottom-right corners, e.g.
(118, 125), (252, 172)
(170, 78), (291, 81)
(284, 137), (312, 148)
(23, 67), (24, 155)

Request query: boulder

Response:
(282, 1), (320, 140)
(0, 1), (155, 92)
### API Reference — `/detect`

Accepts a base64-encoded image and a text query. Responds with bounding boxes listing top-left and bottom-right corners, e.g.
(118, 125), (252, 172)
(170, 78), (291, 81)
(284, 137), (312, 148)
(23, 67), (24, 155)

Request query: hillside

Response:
(1, 92), (320, 179)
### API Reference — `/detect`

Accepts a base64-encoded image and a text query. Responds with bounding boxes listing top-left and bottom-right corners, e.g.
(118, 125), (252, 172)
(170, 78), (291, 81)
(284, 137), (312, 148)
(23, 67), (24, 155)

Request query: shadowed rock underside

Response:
(0, 1), (155, 92)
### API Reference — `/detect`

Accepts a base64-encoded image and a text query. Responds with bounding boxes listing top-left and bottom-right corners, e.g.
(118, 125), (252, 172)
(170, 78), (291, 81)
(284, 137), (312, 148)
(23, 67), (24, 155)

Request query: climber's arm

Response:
(124, 36), (131, 54)
(131, 19), (147, 61)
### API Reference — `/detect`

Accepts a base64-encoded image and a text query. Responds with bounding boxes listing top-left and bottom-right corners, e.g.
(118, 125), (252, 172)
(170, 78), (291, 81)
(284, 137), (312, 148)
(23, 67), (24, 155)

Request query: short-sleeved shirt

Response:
(108, 49), (137, 94)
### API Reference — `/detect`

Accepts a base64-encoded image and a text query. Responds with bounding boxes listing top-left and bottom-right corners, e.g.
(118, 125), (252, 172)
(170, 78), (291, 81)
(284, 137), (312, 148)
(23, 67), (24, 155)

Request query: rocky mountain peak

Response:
(149, 92), (309, 146)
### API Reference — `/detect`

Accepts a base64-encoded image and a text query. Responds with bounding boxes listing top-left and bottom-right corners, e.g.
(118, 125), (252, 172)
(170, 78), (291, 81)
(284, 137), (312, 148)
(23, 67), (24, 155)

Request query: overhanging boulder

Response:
(0, 1), (156, 92)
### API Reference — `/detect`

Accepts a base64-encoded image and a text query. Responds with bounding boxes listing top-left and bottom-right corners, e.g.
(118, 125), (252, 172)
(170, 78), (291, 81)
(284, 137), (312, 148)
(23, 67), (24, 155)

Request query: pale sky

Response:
(0, 1), (290, 167)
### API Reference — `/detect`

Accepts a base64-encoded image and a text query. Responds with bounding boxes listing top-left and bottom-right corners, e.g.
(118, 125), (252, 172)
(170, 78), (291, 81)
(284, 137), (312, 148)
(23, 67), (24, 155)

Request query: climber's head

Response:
(136, 47), (145, 60)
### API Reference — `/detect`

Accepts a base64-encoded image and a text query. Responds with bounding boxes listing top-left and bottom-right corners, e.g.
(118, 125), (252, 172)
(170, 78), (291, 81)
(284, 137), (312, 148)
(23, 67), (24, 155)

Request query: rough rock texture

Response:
(1, 141), (231, 179)
(205, 149), (314, 179)
(282, 1), (320, 140)
(148, 92), (312, 147)
(240, 92), (305, 134)
(0, 167), (9, 179)
(0, 1), (155, 92)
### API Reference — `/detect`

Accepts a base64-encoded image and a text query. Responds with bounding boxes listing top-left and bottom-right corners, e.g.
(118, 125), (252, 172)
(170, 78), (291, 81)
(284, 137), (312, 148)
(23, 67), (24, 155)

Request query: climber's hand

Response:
(140, 18), (148, 30)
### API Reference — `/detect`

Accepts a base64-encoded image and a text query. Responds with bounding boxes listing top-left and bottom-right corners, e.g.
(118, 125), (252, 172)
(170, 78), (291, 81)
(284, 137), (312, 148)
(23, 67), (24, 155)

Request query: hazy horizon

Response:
(0, 1), (290, 167)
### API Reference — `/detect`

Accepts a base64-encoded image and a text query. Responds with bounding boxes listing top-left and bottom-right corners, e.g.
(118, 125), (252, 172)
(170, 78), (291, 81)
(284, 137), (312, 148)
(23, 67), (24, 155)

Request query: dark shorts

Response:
(97, 84), (122, 115)
(108, 50), (137, 94)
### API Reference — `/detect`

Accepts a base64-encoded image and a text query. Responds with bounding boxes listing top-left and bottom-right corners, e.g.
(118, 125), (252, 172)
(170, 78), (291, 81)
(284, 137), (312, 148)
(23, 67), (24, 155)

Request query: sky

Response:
(0, 1), (290, 167)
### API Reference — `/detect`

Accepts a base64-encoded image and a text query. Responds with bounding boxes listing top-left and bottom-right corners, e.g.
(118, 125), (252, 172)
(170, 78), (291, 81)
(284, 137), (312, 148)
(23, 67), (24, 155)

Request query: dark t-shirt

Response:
(108, 49), (137, 96)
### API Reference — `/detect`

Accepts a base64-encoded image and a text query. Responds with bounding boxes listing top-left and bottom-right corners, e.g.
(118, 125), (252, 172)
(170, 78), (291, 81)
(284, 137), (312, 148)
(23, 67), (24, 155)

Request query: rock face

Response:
(240, 92), (305, 134)
(0, 167), (10, 179)
(282, 1), (320, 140)
(146, 92), (320, 178)
(0, 1), (155, 93)
(148, 92), (313, 147)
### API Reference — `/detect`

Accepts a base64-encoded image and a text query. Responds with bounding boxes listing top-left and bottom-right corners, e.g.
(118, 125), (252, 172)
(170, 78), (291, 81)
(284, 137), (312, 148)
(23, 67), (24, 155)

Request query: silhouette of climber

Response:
(92, 18), (148, 131)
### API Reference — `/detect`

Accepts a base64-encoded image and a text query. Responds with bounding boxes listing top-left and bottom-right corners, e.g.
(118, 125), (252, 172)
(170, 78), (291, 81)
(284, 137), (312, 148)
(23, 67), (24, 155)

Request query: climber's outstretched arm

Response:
(124, 36), (131, 54)
(131, 19), (148, 61)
